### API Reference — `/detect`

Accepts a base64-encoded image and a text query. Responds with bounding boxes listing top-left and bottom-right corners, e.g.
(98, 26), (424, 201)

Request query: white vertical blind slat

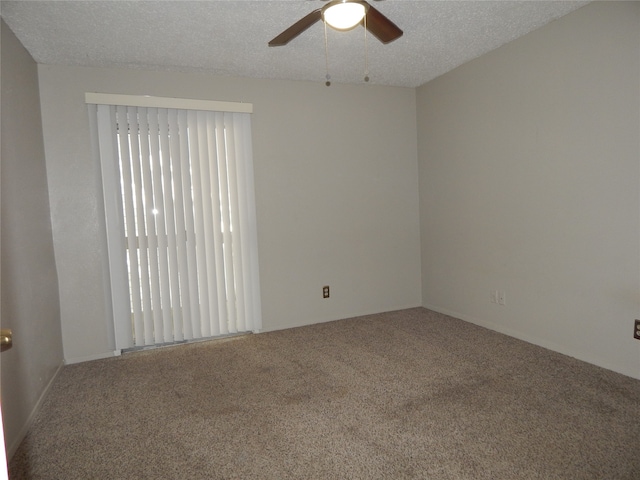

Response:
(207, 112), (228, 334)
(197, 112), (220, 335)
(94, 105), (133, 349)
(128, 107), (153, 346)
(138, 109), (163, 345)
(179, 111), (201, 340)
(168, 109), (190, 341)
(223, 113), (246, 332)
(116, 106), (144, 341)
(215, 113), (236, 334)
(147, 109), (173, 343)
(188, 111), (212, 339)
(126, 107), (153, 345)
(158, 109), (183, 342)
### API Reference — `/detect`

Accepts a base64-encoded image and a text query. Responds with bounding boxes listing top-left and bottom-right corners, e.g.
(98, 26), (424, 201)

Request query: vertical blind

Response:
(87, 96), (261, 350)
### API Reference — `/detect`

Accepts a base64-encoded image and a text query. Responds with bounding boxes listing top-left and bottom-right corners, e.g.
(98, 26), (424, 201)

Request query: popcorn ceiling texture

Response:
(1, 1), (589, 87)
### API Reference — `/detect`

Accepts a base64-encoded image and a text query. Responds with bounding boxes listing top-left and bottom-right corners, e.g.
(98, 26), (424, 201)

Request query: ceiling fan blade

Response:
(269, 8), (323, 47)
(363, 2), (403, 44)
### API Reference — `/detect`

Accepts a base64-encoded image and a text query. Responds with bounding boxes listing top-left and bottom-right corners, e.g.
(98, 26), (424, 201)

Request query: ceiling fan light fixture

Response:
(322, 0), (369, 31)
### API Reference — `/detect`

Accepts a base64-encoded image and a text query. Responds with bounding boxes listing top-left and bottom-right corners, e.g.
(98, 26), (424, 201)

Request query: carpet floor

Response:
(9, 308), (640, 479)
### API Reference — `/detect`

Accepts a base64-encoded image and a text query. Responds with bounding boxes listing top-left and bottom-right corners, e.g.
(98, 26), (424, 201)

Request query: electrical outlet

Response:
(491, 290), (506, 305)
(323, 285), (330, 299)
(498, 291), (506, 306)
(634, 320), (640, 340)
(490, 290), (498, 304)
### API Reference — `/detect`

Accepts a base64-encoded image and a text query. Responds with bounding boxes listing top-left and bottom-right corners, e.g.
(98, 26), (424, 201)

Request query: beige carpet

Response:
(9, 308), (640, 479)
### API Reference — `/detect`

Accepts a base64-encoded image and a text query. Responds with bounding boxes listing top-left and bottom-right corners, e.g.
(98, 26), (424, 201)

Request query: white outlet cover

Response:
(498, 291), (506, 305)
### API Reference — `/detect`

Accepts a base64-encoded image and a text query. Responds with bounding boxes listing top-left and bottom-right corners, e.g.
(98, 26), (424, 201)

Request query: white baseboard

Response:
(422, 303), (639, 380)
(64, 350), (120, 365)
(260, 304), (423, 334)
(7, 361), (64, 459)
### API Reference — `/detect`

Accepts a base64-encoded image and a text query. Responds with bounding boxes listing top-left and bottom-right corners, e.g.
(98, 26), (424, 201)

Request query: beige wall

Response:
(1, 20), (64, 455)
(418, 1), (640, 379)
(37, 66), (422, 363)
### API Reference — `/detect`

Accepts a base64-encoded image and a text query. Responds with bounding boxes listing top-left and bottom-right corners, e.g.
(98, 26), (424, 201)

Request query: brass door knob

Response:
(1, 329), (12, 350)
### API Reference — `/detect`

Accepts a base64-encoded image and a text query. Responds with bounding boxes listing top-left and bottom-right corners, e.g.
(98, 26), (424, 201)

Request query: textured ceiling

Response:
(1, 0), (590, 88)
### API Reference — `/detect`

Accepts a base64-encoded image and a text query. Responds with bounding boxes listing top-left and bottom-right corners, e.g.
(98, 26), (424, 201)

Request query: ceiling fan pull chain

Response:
(364, 12), (370, 83)
(324, 21), (331, 87)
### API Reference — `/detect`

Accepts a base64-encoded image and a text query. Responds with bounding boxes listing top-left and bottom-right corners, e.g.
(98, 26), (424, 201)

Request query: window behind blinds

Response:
(87, 95), (261, 350)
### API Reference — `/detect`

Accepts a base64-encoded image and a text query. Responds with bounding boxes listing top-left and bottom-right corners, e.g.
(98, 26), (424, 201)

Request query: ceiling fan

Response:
(268, 0), (403, 47)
